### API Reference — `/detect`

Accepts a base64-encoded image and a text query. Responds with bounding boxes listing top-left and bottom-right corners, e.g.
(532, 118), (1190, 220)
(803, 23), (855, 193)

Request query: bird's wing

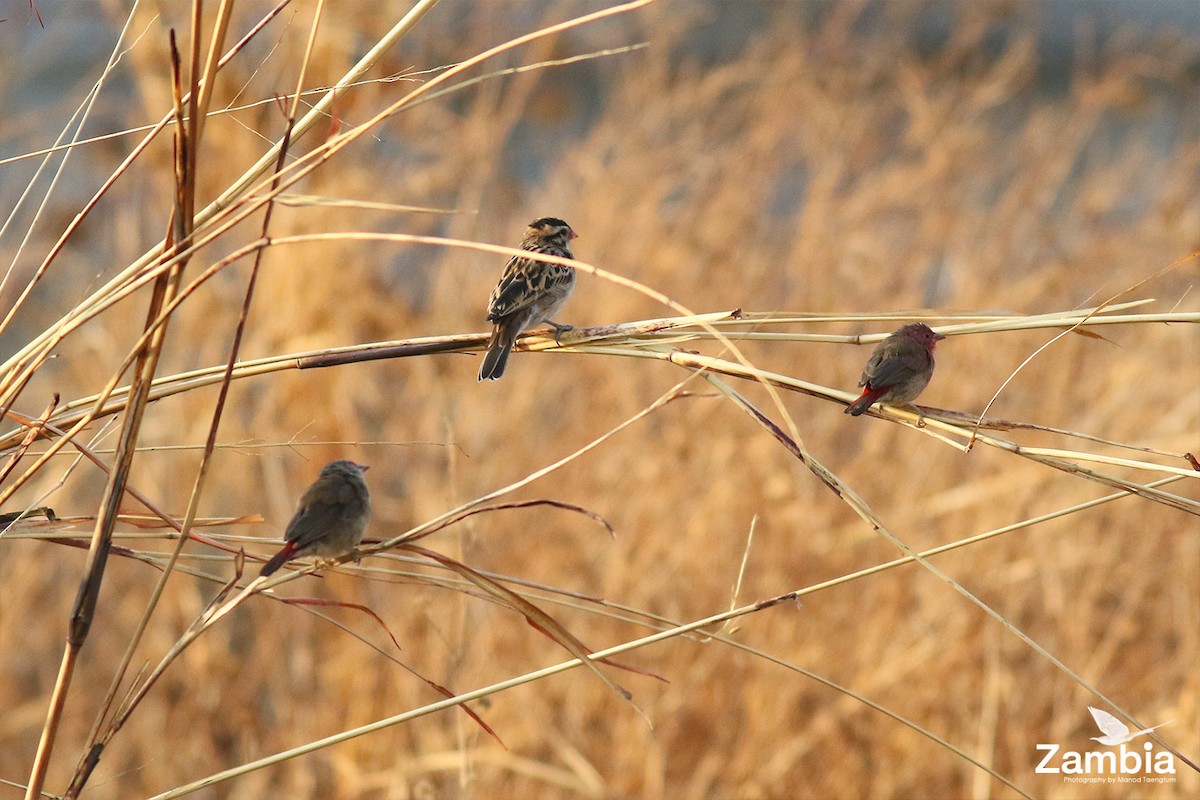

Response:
(1088, 707), (1130, 738)
(283, 504), (334, 548)
(864, 347), (930, 389)
(487, 252), (573, 319)
(283, 483), (358, 548)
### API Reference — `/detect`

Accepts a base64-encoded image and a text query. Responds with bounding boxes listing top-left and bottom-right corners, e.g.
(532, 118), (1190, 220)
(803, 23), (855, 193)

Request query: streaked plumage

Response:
(259, 460), (371, 576)
(845, 323), (945, 416)
(478, 217), (578, 381)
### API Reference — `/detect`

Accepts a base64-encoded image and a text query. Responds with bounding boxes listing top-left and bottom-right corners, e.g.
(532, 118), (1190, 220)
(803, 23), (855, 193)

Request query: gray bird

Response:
(259, 460), (371, 576)
(845, 323), (945, 416)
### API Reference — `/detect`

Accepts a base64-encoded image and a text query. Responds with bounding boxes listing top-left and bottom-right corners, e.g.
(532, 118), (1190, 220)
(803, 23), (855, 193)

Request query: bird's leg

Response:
(902, 403), (927, 427)
(316, 549), (362, 571)
(542, 319), (574, 344)
(314, 556), (336, 571)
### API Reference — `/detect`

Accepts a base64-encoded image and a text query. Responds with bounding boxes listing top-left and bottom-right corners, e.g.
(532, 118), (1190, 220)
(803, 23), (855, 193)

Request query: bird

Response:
(845, 323), (945, 416)
(1087, 707), (1172, 746)
(478, 217), (578, 381)
(259, 460), (371, 577)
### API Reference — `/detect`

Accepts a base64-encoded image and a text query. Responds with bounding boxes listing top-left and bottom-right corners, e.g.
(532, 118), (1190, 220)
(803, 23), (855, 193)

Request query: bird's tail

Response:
(259, 541), (298, 577)
(478, 327), (514, 381)
(845, 387), (884, 416)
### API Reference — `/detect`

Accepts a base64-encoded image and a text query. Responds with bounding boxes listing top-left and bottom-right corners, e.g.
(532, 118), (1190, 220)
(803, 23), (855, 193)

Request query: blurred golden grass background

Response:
(1, 1), (1198, 798)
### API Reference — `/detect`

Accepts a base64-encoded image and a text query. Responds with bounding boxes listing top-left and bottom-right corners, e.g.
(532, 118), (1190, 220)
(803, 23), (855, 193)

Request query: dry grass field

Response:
(1, 1), (1198, 798)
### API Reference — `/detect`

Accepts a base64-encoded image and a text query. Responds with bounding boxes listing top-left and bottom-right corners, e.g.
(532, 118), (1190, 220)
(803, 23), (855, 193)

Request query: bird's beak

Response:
(933, 332), (946, 341)
(355, 463), (370, 472)
(568, 230), (579, 240)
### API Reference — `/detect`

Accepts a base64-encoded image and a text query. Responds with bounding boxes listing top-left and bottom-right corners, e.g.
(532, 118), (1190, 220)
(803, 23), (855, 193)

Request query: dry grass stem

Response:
(2, 2), (1196, 797)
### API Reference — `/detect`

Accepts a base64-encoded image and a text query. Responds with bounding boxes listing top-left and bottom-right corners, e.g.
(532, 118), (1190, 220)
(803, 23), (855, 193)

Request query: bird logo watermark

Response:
(1034, 706), (1176, 786)
(1086, 707), (1172, 747)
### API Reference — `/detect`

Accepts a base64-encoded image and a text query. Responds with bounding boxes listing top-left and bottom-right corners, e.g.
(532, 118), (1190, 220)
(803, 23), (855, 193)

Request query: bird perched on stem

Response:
(259, 460), (371, 577)
(478, 217), (578, 381)
(845, 323), (945, 416)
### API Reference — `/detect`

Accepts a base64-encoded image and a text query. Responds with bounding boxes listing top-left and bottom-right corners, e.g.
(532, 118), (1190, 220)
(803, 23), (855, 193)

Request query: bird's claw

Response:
(543, 319), (574, 345)
(901, 403), (927, 427)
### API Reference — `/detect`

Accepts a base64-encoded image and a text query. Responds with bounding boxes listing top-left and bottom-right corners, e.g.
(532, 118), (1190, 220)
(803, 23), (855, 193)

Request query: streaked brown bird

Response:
(259, 460), (371, 577)
(478, 217), (578, 381)
(845, 323), (945, 416)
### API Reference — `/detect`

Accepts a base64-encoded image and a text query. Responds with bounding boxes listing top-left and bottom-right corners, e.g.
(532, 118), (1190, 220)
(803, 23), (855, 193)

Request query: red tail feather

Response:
(259, 541), (299, 577)
(845, 386), (886, 416)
